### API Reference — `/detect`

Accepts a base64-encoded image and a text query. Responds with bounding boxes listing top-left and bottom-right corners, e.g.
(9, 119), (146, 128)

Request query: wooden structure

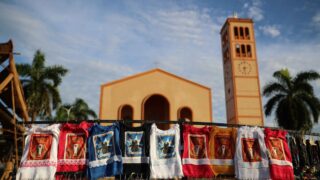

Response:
(0, 40), (28, 178)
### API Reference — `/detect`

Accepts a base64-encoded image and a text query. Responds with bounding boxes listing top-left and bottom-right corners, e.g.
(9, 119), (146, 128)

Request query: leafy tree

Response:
(17, 50), (68, 121)
(55, 98), (97, 121)
(263, 69), (320, 131)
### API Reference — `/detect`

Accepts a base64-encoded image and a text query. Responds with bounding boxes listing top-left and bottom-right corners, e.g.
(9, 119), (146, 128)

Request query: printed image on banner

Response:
(65, 133), (86, 159)
(189, 134), (207, 159)
(28, 134), (53, 160)
(157, 135), (175, 159)
(214, 135), (232, 159)
(125, 131), (144, 157)
(241, 138), (262, 162)
(269, 138), (285, 160)
(93, 132), (114, 160)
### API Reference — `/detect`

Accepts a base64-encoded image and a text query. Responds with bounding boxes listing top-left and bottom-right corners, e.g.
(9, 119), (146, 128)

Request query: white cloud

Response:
(248, 6), (264, 21)
(312, 12), (320, 30)
(243, 0), (264, 22)
(259, 25), (281, 37)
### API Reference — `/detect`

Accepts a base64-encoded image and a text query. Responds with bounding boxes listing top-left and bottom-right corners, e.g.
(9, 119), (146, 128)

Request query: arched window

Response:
(245, 27), (250, 39)
(241, 44), (246, 57)
(246, 45), (252, 57)
(235, 44), (241, 57)
(178, 107), (193, 121)
(119, 105), (133, 120)
(239, 27), (244, 39)
(234, 26), (239, 39)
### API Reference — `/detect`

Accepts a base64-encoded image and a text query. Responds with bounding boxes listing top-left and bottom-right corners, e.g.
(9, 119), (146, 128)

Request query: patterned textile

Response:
(16, 124), (60, 180)
(209, 127), (237, 176)
(56, 121), (92, 174)
(182, 124), (213, 178)
(87, 123), (122, 180)
(265, 128), (294, 180)
(149, 123), (183, 179)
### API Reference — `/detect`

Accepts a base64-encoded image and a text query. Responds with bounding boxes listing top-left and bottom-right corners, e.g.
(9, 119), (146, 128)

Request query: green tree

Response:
(17, 50), (68, 121)
(55, 98), (97, 121)
(263, 69), (320, 131)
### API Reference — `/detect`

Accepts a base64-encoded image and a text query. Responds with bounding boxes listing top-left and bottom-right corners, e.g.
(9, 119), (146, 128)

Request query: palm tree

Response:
(263, 69), (320, 131)
(55, 98), (97, 121)
(17, 50), (68, 121)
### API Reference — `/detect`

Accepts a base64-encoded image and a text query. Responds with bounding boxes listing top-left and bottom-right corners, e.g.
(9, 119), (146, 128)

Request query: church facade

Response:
(99, 69), (212, 128)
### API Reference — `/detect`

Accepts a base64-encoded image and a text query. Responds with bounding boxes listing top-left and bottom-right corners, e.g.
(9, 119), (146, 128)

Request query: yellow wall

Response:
(99, 69), (212, 122)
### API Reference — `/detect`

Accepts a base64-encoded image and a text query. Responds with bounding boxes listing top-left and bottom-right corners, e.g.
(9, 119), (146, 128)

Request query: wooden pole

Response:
(11, 80), (18, 168)
(9, 53), (29, 122)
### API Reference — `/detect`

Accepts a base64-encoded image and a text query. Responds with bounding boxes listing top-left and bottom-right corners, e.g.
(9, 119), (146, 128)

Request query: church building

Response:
(99, 17), (264, 127)
(99, 69), (212, 129)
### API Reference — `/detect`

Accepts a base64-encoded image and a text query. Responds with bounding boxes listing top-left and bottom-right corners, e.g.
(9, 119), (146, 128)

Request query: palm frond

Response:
(293, 82), (314, 95)
(264, 94), (285, 116)
(32, 50), (45, 70)
(16, 64), (32, 77)
(294, 98), (312, 130)
(263, 82), (287, 97)
(294, 70), (320, 84)
(297, 93), (320, 124)
(44, 65), (68, 86)
(45, 84), (62, 110)
(273, 69), (292, 90)
(86, 109), (97, 118)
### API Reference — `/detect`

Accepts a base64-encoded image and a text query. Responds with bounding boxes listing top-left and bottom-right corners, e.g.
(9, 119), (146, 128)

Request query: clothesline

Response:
(17, 119), (320, 136)
(15, 120), (320, 179)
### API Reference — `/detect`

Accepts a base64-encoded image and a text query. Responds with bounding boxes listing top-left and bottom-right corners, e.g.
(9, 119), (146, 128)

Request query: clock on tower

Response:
(220, 17), (264, 126)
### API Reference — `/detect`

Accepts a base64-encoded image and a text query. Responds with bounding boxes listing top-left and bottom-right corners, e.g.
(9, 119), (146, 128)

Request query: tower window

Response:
(234, 26), (239, 39)
(245, 27), (250, 39)
(241, 44), (246, 57)
(246, 45), (252, 57)
(239, 27), (244, 39)
(235, 44), (240, 57)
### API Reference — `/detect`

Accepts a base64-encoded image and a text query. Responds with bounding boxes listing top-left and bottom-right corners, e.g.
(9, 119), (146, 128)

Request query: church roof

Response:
(101, 68), (211, 91)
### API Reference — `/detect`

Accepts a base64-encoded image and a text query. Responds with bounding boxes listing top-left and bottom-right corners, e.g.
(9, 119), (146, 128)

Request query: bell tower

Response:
(220, 17), (264, 126)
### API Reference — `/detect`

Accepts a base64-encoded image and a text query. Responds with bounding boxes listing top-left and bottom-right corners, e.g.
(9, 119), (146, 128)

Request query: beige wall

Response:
(99, 69), (212, 122)
(221, 18), (264, 126)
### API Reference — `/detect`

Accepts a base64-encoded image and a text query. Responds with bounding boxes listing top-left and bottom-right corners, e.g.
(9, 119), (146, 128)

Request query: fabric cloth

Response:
(119, 122), (151, 179)
(182, 124), (213, 178)
(234, 126), (270, 180)
(209, 126), (237, 176)
(296, 136), (309, 167)
(316, 140), (320, 164)
(306, 139), (320, 166)
(87, 123), (122, 180)
(264, 128), (294, 180)
(16, 124), (60, 180)
(288, 136), (300, 175)
(56, 121), (92, 174)
(149, 123), (183, 179)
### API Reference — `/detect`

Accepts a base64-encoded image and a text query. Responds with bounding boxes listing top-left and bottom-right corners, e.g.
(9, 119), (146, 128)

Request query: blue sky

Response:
(1, 0), (320, 131)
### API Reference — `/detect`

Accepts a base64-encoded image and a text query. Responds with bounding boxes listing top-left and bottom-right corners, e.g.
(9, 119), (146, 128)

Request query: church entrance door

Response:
(143, 94), (170, 130)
